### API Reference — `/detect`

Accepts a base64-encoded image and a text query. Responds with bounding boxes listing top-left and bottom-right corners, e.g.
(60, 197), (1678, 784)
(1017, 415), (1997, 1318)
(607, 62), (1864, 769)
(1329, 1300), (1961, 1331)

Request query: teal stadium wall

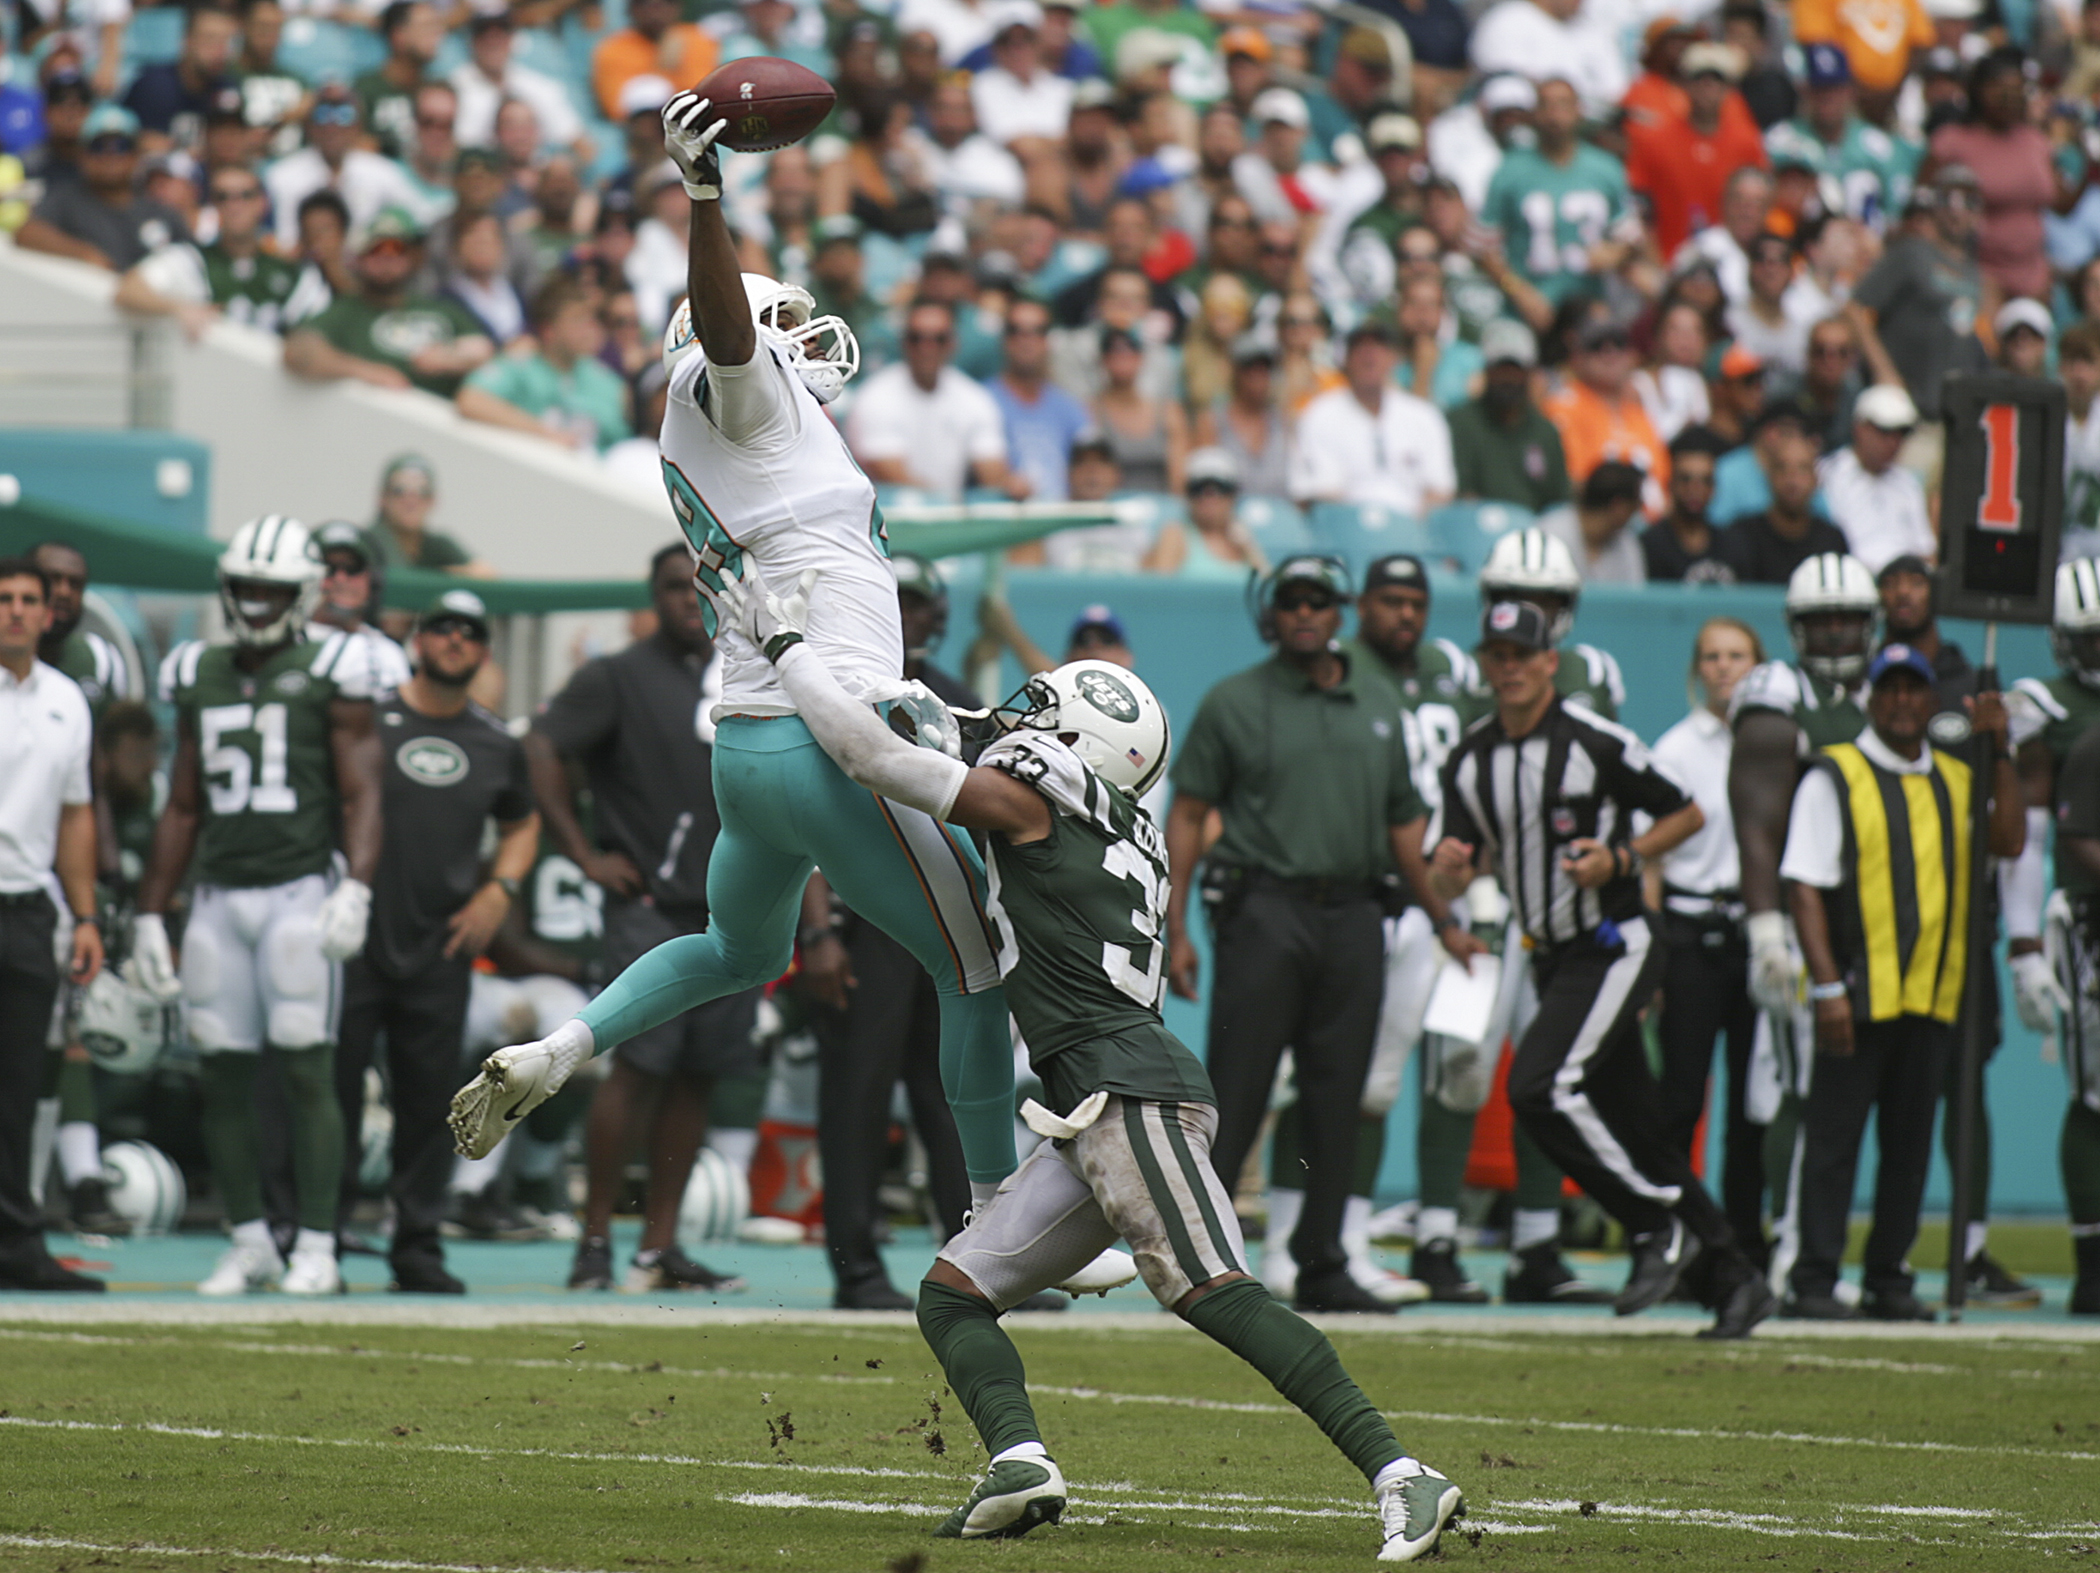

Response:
(959, 569), (2067, 1217)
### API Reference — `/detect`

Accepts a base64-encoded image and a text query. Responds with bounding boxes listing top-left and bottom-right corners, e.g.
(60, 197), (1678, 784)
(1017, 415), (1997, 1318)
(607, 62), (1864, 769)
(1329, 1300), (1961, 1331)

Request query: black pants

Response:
(334, 955), (474, 1271)
(1204, 889), (1383, 1282)
(0, 897), (60, 1263)
(812, 919), (971, 1295)
(1655, 915), (1764, 1253)
(1788, 1016), (1951, 1302)
(1508, 917), (1735, 1252)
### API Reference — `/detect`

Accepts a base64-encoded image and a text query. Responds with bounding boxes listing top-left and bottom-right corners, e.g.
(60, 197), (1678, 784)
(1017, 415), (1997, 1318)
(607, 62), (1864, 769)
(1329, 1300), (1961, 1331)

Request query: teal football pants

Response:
(578, 716), (1017, 1184)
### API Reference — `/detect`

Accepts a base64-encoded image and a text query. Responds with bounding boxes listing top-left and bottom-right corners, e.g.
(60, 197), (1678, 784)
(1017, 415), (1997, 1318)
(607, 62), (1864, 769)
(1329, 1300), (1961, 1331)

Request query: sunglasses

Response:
(1280, 313), (1322, 328)
(86, 135), (137, 153)
(417, 114), (455, 130)
(323, 560), (370, 578)
(211, 184), (263, 202)
(312, 102), (357, 126)
(1274, 590), (1335, 612)
(363, 237), (414, 259)
(386, 482), (433, 499)
(1004, 322), (1048, 337)
(1211, 215), (1256, 230)
(423, 616), (487, 641)
(906, 330), (952, 345)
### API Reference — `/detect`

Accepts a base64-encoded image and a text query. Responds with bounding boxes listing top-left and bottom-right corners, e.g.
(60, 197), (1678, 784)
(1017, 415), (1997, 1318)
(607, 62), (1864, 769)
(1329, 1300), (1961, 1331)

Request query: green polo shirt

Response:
(1171, 650), (1427, 883)
(305, 291), (487, 397)
(1449, 396), (1572, 512)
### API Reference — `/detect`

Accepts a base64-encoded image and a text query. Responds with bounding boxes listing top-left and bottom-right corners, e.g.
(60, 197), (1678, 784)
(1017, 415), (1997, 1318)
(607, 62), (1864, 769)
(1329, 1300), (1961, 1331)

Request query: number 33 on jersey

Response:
(159, 630), (386, 888)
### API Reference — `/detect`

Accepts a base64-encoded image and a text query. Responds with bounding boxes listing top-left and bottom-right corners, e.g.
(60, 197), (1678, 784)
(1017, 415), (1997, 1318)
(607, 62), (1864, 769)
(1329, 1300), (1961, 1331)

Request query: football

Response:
(695, 57), (836, 153)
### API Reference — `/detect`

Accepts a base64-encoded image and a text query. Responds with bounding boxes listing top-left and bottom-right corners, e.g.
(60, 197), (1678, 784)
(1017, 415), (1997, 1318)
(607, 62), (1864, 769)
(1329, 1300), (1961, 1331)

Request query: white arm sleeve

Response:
(773, 643), (971, 821)
(674, 344), (800, 450)
(1999, 807), (2052, 939)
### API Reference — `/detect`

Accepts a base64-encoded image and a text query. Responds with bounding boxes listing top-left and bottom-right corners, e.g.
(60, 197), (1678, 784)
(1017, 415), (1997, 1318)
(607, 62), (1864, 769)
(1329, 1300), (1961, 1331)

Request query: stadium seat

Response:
(1235, 495), (1312, 559)
(1305, 501), (1430, 572)
(123, 6), (185, 68)
(1425, 500), (1535, 576)
(273, 17), (381, 86)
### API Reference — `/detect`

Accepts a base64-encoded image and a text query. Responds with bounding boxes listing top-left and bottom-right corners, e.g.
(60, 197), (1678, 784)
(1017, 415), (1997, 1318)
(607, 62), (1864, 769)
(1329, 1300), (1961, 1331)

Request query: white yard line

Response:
(0, 1533), (618, 1573)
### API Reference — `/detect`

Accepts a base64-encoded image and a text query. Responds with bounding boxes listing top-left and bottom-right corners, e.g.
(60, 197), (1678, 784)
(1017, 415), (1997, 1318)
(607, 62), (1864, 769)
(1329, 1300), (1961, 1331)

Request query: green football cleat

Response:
(934, 1455), (1067, 1540)
(1376, 1464), (1465, 1563)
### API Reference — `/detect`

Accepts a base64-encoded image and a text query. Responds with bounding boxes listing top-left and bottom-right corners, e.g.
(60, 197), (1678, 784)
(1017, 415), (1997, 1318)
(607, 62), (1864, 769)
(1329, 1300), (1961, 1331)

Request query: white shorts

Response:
(938, 1097), (1247, 1311)
(180, 874), (340, 1054)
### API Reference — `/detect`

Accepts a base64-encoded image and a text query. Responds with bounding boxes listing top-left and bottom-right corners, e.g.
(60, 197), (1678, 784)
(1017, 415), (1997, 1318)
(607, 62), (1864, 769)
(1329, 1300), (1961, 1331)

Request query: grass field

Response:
(2, 1310), (2096, 1573)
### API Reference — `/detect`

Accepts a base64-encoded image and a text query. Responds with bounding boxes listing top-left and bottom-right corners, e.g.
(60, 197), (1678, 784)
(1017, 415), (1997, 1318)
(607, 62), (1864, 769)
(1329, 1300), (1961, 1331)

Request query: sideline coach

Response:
(1165, 555), (1477, 1314)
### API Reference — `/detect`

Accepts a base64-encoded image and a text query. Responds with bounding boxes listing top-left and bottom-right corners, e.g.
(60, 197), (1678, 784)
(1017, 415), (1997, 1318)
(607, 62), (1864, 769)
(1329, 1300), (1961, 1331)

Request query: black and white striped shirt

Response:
(1440, 699), (1691, 946)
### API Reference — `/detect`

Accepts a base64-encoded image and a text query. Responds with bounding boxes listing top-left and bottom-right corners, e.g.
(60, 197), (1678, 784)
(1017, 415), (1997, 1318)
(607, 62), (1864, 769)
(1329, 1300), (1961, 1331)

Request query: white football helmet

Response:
(2052, 557), (2100, 688)
(678, 1145), (752, 1246)
(218, 514), (322, 647)
(661, 273), (861, 403)
(1784, 551), (1879, 684)
(100, 1140), (187, 1235)
(1480, 528), (1582, 642)
(995, 659), (1171, 796)
(77, 970), (167, 1075)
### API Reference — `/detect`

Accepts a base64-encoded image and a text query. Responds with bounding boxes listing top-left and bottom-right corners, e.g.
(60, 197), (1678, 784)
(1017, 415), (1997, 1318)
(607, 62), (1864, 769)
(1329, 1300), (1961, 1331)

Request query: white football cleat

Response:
(1376, 1461), (1465, 1563)
(198, 1238), (283, 1297)
(449, 1021), (594, 1160)
(1351, 1258), (1433, 1305)
(282, 1241), (343, 1296)
(1055, 1247), (1138, 1297)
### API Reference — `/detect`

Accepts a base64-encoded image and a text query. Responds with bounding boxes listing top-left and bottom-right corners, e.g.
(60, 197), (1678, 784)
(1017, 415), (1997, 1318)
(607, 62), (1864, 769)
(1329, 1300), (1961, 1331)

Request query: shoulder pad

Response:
(1730, 660), (1803, 726)
(982, 731), (1098, 822)
(311, 629), (383, 701)
(2014, 673), (2068, 722)
(158, 639), (207, 704)
(1431, 637), (1479, 692)
(1576, 642), (1626, 709)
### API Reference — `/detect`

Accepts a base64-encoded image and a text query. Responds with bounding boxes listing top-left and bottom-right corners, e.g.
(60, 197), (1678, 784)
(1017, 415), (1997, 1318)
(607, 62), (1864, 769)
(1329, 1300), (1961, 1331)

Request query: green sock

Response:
(1353, 1113), (1385, 1197)
(199, 1054), (264, 1225)
(1183, 1278), (1402, 1483)
(917, 1281), (1042, 1458)
(2064, 1102), (2100, 1224)
(56, 1053), (96, 1124)
(1513, 1118), (1565, 1211)
(276, 1044), (344, 1233)
(1417, 1099), (1475, 1210)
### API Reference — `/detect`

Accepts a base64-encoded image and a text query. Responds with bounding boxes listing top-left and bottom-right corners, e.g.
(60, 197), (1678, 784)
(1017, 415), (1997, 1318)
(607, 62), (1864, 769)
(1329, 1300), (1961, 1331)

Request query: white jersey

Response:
(660, 341), (904, 715)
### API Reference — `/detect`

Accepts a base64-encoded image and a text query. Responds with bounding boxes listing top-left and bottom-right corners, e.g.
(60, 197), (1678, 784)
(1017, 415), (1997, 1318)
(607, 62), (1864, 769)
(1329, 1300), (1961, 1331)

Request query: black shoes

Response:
(445, 1190), (550, 1242)
(1295, 1267), (1399, 1314)
(1410, 1238), (1489, 1304)
(834, 1277), (915, 1311)
(69, 1178), (130, 1237)
(569, 1235), (614, 1290)
(1504, 1243), (1613, 1305)
(1616, 1220), (1701, 1316)
(391, 1259), (467, 1294)
(1963, 1252), (2043, 1308)
(0, 1251), (105, 1291)
(1697, 1264), (1777, 1340)
(1861, 1288), (1936, 1322)
(1780, 1292), (1858, 1321)
(626, 1246), (746, 1293)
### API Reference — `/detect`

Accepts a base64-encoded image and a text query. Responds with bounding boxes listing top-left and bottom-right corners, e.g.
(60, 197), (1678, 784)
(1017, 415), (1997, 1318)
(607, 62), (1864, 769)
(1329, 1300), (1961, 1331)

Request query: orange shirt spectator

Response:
(1625, 44), (1770, 257)
(1792, 0), (1933, 96)
(1542, 319), (1671, 514)
(592, 0), (719, 122)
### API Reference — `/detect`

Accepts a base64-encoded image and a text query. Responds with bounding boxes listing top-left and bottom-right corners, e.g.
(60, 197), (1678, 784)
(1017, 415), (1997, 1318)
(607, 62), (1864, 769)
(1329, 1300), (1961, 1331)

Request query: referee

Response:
(1432, 601), (1773, 1339)
(1166, 555), (1480, 1314)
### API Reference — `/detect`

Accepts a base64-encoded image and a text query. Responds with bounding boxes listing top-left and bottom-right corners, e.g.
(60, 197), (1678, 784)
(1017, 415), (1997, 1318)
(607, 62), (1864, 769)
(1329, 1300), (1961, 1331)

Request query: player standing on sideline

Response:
(128, 517), (385, 1296)
(451, 92), (1126, 1295)
(713, 561), (1467, 1561)
(1435, 601), (1776, 1339)
(2007, 559), (2100, 1315)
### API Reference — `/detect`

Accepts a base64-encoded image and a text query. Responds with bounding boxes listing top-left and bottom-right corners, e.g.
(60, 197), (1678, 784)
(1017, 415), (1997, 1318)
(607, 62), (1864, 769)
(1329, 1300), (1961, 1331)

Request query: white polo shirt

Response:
(0, 661), (93, 897)
(1778, 725), (1932, 890)
(847, 362), (1009, 503)
(1818, 447), (1935, 575)
(1288, 383), (1456, 514)
(1645, 705), (1738, 907)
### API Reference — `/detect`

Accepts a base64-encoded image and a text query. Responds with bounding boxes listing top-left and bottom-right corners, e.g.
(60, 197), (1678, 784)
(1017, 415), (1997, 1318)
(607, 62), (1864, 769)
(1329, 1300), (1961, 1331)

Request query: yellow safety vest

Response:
(1820, 740), (1973, 1024)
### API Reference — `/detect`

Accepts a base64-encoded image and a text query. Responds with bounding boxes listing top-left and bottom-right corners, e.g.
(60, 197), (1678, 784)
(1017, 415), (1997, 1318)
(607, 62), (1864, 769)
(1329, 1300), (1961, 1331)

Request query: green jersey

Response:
(1730, 660), (1867, 752)
(981, 731), (1214, 1117)
(2012, 672), (2100, 816)
(133, 241), (308, 333)
(523, 839), (606, 972)
(305, 292), (488, 397)
(51, 627), (131, 716)
(158, 630), (384, 889)
(1482, 143), (1639, 305)
(1763, 116), (1920, 229)
(1349, 635), (1477, 809)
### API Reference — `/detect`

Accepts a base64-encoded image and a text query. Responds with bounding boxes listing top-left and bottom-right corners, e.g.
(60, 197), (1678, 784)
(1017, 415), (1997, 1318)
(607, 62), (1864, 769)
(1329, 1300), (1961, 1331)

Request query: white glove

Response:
(661, 91), (727, 201)
(1746, 910), (1798, 1015)
(2010, 949), (2069, 1034)
(317, 878), (371, 962)
(126, 913), (183, 1003)
(724, 562), (814, 662)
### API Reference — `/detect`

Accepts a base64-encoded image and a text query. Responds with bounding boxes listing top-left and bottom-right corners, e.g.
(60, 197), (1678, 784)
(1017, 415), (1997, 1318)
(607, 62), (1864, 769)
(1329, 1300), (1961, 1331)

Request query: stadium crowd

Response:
(4, 0), (2100, 1323)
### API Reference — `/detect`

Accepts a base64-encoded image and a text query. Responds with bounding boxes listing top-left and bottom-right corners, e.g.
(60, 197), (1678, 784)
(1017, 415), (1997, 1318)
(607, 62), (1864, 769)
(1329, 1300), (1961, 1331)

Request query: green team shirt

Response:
(305, 292), (488, 397)
(158, 630), (384, 888)
(981, 730), (1214, 1117)
(1729, 659), (1867, 751)
(1482, 142), (1639, 305)
(52, 627), (130, 716)
(133, 241), (307, 333)
(524, 839), (606, 972)
(2012, 672), (2100, 898)
(1763, 116), (1920, 229)
(1349, 635), (1476, 808)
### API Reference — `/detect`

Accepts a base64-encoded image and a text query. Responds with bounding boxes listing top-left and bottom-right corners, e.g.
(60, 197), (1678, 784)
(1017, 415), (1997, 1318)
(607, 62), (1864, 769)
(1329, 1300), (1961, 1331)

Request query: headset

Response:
(1249, 553), (1354, 643)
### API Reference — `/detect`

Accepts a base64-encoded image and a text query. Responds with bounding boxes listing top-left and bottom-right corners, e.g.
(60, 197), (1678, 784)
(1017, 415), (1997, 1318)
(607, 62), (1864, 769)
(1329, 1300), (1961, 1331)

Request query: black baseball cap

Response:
(1876, 553), (1933, 585)
(315, 520), (371, 567)
(419, 587), (491, 640)
(1364, 554), (1428, 595)
(1480, 599), (1554, 651)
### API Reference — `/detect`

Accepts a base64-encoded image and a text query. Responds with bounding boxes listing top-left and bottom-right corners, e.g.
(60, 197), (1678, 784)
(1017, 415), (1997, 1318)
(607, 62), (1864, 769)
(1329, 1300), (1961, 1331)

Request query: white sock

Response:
(707, 1126), (758, 1173)
(231, 1218), (276, 1253)
(56, 1122), (102, 1187)
(991, 1441), (1049, 1466)
(1265, 1188), (1305, 1260)
(293, 1227), (335, 1258)
(29, 1098), (59, 1208)
(1512, 1207), (1559, 1253)
(1342, 1193), (1374, 1258)
(970, 1179), (1001, 1209)
(1416, 1206), (1459, 1246)
(1964, 1220), (1989, 1263)
(451, 1151), (503, 1196)
(1373, 1457), (1425, 1492)
(2072, 1221), (2100, 1239)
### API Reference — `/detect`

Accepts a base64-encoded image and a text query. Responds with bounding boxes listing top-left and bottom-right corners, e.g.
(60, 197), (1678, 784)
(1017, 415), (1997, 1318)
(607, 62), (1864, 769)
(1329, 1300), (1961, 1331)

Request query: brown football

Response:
(696, 57), (836, 153)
